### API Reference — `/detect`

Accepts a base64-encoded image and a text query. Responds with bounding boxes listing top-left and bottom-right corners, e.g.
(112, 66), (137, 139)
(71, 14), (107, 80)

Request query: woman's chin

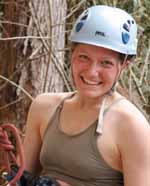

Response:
(75, 82), (110, 98)
(78, 89), (106, 99)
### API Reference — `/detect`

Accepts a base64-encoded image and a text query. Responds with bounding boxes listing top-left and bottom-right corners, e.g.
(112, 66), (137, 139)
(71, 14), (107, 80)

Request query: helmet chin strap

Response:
(97, 54), (128, 134)
(108, 54), (128, 95)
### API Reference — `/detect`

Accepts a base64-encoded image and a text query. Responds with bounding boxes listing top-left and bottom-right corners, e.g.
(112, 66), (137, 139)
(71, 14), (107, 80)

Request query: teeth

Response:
(82, 77), (101, 85)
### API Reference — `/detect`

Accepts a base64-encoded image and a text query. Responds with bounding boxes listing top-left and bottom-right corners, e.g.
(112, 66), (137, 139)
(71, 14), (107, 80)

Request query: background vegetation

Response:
(66, 0), (150, 121)
(0, 0), (149, 132)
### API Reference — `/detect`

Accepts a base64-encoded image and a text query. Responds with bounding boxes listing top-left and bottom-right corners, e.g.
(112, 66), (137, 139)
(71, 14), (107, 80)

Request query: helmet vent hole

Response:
(81, 11), (89, 21)
(81, 14), (88, 21)
(127, 20), (131, 25)
(76, 22), (84, 32)
(123, 23), (130, 32)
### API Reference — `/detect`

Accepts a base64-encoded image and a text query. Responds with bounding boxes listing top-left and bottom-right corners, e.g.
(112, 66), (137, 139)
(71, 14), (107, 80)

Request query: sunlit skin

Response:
(22, 44), (149, 186)
(23, 44), (150, 186)
(71, 44), (125, 104)
(56, 45), (125, 186)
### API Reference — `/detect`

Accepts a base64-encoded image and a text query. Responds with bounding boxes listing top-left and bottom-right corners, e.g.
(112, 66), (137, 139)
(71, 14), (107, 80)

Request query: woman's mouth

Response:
(81, 76), (102, 85)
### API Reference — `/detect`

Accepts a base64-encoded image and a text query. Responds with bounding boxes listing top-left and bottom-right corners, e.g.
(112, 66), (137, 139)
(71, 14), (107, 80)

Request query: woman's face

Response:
(71, 44), (124, 98)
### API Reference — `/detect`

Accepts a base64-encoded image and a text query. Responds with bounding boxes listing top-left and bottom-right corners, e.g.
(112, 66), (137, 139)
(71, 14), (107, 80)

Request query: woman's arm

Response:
(22, 96), (43, 175)
(22, 92), (72, 175)
(118, 109), (150, 186)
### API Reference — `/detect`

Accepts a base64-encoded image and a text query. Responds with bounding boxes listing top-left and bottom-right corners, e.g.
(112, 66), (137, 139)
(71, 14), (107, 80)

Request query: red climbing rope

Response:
(0, 123), (25, 186)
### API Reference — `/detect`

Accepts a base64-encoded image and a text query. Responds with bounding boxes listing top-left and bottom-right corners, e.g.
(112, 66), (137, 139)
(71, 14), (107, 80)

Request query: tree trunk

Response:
(0, 0), (67, 130)
(0, 0), (29, 126)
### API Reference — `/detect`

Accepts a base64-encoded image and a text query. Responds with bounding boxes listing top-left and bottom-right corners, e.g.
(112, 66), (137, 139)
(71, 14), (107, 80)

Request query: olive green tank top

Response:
(40, 95), (124, 186)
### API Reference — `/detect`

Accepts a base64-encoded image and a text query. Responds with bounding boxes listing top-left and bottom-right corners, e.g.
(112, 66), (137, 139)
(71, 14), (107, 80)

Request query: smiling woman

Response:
(71, 44), (122, 99)
(21, 5), (149, 186)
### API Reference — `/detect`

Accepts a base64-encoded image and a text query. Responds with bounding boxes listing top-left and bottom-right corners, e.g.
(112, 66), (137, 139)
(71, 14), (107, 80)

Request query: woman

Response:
(22, 5), (149, 186)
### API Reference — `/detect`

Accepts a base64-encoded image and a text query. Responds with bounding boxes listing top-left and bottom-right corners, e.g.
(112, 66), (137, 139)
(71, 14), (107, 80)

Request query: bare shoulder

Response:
(106, 96), (149, 149)
(113, 99), (150, 185)
(114, 98), (149, 157)
(115, 99), (149, 135)
(32, 92), (73, 110)
(27, 92), (74, 135)
(106, 96), (149, 135)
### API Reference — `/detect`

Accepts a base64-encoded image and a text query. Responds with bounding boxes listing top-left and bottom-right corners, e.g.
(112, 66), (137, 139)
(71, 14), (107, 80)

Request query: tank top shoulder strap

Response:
(96, 96), (126, 134)
(43, 92), (76, 138)
(57, 91), (76, 109)
(105, 97), (126, 113)
(49, 91), (76, 123)
(48, 92), (76, 124)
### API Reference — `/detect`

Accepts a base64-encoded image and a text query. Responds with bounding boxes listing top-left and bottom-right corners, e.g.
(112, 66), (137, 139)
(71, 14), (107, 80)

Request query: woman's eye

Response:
(78, 54), (89, 61)
(100, 60), (113, 67)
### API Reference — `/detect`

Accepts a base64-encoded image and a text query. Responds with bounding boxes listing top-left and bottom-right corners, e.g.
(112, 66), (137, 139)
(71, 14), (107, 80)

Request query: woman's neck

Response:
(74, 92), (109, 110)
(72, 91), (122, 111)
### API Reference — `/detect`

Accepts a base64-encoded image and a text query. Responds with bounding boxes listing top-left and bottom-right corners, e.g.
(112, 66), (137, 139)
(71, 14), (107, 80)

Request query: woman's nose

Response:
(88, 62), (100, 75)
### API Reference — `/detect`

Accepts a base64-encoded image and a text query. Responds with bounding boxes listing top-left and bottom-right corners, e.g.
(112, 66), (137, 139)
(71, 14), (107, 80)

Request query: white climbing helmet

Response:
(69, 5), (138, 55)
